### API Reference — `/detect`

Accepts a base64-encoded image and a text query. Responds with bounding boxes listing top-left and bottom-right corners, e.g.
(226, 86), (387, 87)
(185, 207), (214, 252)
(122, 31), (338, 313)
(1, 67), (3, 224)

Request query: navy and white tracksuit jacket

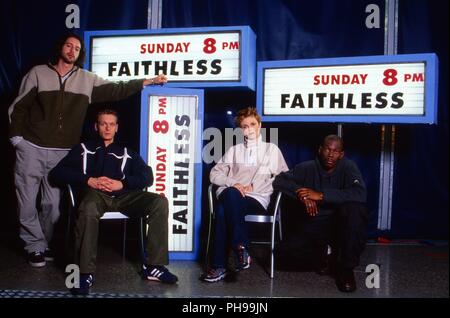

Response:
(50, 140), (153, 197)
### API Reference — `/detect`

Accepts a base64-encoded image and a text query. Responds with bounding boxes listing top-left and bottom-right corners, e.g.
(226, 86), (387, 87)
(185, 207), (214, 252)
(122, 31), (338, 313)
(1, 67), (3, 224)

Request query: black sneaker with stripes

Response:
(142, 264), (178, 284)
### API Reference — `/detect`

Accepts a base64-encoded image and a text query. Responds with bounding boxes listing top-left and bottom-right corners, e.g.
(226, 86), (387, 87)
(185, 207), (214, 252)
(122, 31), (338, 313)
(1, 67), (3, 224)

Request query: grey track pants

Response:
(14, 140), (68, 253)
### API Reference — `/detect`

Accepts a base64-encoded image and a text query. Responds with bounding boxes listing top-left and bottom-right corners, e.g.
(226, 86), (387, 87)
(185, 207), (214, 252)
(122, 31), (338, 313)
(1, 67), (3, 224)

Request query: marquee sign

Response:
(257, 53), (438, 123)
(140, 87), (204, 260)
(85, 26), (256, 89)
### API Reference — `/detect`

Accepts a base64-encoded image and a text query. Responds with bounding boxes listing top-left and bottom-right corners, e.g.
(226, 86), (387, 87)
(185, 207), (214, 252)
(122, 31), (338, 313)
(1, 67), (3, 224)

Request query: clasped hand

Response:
(295, 188), (322, 217)
(88, 176), (123, 192)
(233, 183), (253, 197)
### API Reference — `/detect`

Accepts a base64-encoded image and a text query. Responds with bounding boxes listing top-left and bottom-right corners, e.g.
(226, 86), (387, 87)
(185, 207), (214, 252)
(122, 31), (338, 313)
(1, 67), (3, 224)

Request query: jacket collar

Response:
(244, 134), (262, 148)
(315, 157), (343, 177)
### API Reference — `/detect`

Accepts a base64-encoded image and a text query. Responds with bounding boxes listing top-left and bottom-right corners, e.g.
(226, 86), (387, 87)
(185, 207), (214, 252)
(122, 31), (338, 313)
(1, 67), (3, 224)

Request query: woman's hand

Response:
(233, 183), (246, 197)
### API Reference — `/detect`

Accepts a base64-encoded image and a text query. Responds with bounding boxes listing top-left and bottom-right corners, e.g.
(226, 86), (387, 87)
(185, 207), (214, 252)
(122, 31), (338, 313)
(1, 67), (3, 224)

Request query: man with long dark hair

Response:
(8, 32), (167, 268)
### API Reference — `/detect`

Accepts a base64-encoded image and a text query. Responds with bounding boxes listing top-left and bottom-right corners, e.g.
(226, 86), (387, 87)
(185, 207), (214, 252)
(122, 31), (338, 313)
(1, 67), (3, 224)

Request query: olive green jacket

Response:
(8, 64), (144, 148)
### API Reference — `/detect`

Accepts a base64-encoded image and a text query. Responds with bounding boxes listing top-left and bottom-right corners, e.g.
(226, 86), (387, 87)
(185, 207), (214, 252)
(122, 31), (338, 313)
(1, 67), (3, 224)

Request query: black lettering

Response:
(173, 209), (188, 224)
(108, 62), (117, 76)
(173, 224), (187, 234)
(175, 129), (190, 141)
(330, 93), (344, 109)
(184, 60), (193, 75)
(175, 144), (189, 154)
(316, 93), (327, 108)
(170, 61), (179, 76)
(175, 115), (190, 127)
(308, 93), (314, 108)
(361, 93), (372, 108)
(134, 61), (139, 76)
(196, 60), (207, 75)
(175, 160), (189, 168)
(174, 167), (189, 184)
(141, 61), (152, 75)
(375, 93), (388, 108)
(173, 187), (188, 198)
(118, 62), (131, 76)
(210, 59), (222, 75)
(391, 92), (404, 108)
(291, 94), (305, 108)
(281, 94), (289, 108)
(155, 61), (168, 75)
(346, 94), (356, 109)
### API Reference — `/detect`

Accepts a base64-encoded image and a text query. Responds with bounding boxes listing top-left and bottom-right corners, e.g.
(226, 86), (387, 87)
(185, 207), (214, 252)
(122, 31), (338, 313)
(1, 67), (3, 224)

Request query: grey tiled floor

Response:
(0, 241), (448, 298)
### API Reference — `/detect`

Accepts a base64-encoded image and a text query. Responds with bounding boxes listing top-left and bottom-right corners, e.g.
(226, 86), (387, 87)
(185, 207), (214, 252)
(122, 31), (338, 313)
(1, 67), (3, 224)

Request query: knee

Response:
(337, 202), (368, 225)
(41, 201), (60, 214)
(219, 187), (241, 203)
(77, 199), (101, 219)
(149, 195), (169, 218)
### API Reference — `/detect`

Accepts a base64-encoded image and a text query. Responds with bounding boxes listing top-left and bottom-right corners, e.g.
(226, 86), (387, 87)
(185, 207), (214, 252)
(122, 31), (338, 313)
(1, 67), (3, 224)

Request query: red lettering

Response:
(157, 153), (166, 163)
(313, 75), (320, 85)
(313, 74), (368, 85)
(155, 147), (167, 196)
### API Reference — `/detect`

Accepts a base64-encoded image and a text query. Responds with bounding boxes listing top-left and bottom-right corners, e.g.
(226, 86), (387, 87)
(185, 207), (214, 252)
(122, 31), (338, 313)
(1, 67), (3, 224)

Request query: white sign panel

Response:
(146, 95), (198, 252)
(264, 62), (425, 116)
(257, 54), (438, 123)
(90, 32), (240, 82)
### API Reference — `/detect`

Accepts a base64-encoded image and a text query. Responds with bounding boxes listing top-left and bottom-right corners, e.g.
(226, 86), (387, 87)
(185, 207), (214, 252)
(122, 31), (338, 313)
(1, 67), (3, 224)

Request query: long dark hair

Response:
(50, 32), (86, 68)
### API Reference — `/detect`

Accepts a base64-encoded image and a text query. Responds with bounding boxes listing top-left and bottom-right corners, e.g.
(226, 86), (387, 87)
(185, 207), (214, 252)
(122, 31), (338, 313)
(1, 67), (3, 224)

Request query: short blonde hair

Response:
(96, 109), (118, 123)
(234, 107), (261, 127)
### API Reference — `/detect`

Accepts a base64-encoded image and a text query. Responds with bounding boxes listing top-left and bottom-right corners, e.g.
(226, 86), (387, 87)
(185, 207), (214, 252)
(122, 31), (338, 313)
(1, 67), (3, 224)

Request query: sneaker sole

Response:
(145, 276), (178, 284)
(146, 276), (162, 282)
(235, 265), (250, 272)
(29, 261), (46, 268)
(203, 273), (227, 283)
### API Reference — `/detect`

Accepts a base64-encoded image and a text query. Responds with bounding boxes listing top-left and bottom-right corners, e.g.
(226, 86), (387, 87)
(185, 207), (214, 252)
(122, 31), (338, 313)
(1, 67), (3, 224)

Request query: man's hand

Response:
(296, 188), (322, 217)
(97, 177), (123, 192)
(303, 199), (318, 216)
(296, 188), (323, 202)
(87, 177), (123, 192)
(87, 177), (102, 190)
(143, 74), (168, 86)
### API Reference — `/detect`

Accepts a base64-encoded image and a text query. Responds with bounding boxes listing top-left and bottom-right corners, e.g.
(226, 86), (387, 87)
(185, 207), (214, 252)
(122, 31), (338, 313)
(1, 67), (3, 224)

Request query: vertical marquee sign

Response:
(257, 53), (438, 123)
(84, 26), (256, 89)
(140, 87), (204, 260)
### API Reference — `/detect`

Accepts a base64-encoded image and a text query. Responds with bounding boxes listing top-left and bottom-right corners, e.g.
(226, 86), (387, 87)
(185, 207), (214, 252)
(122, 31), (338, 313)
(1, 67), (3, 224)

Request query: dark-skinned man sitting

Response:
(273, 135), (367, 293)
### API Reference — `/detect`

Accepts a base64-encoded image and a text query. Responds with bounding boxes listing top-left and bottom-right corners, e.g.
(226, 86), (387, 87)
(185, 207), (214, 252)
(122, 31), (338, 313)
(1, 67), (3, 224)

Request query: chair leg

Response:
(277, 217), (283, 241)
(270, 217), (277, 279)
(139, 217), (147, 265)
(122, 219), (127, 260)
(205, 209), (214, 270)
(65, 209), (72, 252)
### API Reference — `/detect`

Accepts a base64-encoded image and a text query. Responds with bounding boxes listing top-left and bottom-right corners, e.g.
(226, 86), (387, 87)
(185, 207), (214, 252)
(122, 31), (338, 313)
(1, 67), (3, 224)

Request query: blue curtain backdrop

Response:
(0, 0), (149, 236)
(0, 0), (448, 239)
(162, 0), (449, 239)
